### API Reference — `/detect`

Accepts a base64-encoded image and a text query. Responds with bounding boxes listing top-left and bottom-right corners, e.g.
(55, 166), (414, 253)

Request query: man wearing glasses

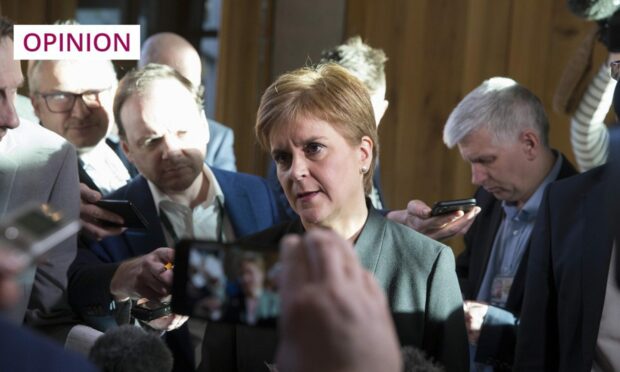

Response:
(28, 59), (137, 240)
(28, 59), (135, 195)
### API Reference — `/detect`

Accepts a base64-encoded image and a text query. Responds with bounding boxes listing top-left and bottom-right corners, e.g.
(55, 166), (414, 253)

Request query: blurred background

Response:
(0, 0), (610, 251)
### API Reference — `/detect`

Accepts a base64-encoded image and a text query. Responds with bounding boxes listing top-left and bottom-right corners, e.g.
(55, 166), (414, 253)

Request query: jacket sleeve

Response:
(475, 305), (518, 370)
(25, 142), (81, 335)
(570, 62), (613, 171)
(424, 246), (470, 372)
(67, 236), (129, 331)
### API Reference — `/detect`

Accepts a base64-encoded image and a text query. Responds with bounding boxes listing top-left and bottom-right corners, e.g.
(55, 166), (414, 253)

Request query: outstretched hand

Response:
(387, 199), (481, 240)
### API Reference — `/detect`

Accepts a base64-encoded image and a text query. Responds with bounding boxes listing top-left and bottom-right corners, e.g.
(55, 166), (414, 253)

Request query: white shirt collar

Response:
(79, 140), (131, 194)
(0, 125), (15, 155)
(147, 164), (225, 214)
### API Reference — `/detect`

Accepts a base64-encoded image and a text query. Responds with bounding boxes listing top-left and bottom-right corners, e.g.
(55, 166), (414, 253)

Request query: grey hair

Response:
(443, 77), (549, 148)
(28, 59), (117, 93)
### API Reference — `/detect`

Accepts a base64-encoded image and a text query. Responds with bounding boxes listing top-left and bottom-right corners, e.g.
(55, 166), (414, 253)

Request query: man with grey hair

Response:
(444, 77), (577, 371)
(29, 57), (136, 239)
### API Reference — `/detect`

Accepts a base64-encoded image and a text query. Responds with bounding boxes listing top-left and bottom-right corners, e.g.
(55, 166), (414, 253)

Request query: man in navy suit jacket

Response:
(514, 128), (620, 372)
(140, 32), (237, 172)
(68, 64), (281, 371)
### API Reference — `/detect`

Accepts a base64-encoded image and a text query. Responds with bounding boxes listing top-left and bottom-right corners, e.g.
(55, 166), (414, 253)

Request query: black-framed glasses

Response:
(36, 87), (112, 113)
(611, 60), (620, 81)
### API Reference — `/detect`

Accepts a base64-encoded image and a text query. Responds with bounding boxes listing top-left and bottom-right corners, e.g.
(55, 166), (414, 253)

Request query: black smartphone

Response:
(131, 301), (172, 322)
(95, 199), (149, 229)
(430, 198), (477, 217)
(0, 203), (81, 264)
(171, 239), (280, 327)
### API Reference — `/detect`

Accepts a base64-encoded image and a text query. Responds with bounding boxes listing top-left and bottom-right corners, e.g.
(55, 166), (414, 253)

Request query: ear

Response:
(359, 135), (374, 169)
(120, 139), (135, 164)
(519, 129), (540, 160)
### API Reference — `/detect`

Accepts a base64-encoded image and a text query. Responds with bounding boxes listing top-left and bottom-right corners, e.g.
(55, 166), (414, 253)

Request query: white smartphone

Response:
(0, 203), (80, 263)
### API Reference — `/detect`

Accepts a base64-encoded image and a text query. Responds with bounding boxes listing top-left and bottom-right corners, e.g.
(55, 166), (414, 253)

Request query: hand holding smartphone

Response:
(95, 199), (149, 229)
(430, 198), (477, 217)
(0, 203), (81, 264)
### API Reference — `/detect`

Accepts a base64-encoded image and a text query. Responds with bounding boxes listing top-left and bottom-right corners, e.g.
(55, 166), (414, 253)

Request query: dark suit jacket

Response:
(0, 316), (98, 372)
(200, 208), (468, 372)
(515, 166), (616, 371)
(457, 153), (577, 369)
(68, 168), (282, 371)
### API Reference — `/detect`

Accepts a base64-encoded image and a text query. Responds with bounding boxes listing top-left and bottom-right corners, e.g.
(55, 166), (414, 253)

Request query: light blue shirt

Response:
(471, 154), (563, 372)
(477, 154), (563, 306)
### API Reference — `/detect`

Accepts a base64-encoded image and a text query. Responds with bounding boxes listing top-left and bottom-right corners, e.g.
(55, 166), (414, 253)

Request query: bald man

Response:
(140, 32), (237, 172)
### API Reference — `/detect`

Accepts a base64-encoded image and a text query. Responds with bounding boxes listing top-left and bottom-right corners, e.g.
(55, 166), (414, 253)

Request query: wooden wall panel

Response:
(216, 0), (273, 175)
(1, 0), (77, 24)
(216, 0), (607, 252)
(343, 0), (606, 253)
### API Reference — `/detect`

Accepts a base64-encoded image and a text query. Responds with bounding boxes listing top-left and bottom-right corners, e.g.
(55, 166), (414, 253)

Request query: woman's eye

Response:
(273, 152), (291, 166)
(304, 143), (324, 155)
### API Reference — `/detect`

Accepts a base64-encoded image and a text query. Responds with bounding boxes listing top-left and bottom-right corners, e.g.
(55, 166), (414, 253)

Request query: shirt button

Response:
(513, 230), (519, 235)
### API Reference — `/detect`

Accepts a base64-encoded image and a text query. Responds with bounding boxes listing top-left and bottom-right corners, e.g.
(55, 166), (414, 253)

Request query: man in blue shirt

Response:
(442, 77), (577, 371)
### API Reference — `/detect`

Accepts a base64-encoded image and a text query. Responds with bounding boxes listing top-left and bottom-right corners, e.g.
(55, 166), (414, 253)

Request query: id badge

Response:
(490, 276), (513, 306)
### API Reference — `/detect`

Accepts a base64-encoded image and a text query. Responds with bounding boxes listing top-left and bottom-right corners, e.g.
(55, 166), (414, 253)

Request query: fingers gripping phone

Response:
(95, 199), (149, 229)
(0, 203), (81, 263)
(430, 198), (477, 217)
(131, 301), (172, 322)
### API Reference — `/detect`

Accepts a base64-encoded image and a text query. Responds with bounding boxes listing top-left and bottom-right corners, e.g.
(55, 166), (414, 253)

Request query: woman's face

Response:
(240, 261), (264, 298)
(269, 116), (372, 229)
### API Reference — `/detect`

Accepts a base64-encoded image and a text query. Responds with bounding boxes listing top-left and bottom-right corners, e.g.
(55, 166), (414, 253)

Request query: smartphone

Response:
(95, 199), (149, 229)
(430, 198), (477, 217)
(0, 203), (81, 263)
(131, 301), (172, 322)
(172, 239), (280, 327)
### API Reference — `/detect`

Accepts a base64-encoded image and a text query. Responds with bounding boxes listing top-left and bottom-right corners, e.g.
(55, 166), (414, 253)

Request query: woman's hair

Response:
(256, 63), (378, 194)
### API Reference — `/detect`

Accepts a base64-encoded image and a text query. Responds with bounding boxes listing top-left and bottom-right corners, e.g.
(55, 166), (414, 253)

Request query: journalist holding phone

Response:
(241, 63), (468, 371)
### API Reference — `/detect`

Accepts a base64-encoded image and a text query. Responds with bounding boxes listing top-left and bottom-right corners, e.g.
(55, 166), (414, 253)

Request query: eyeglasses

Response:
(611, 60), (620, 81)
(36, 87), (112, 113)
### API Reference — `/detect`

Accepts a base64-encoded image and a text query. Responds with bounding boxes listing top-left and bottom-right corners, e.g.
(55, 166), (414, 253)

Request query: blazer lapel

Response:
(581, 175), (613, 371)
(473, 201), (504, 297)
(355, 209), (385, 273)
(213, 169), (259, 237)
(123, 177), (167, 256)
(77, 159), (101, 194)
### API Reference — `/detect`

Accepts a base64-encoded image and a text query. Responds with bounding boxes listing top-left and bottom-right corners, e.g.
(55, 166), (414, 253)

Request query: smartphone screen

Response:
(172, 240), (280, 327)
(430, 198), (477, 217)
(95, 199), (149, 229)
(0, 203), (80, 262)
